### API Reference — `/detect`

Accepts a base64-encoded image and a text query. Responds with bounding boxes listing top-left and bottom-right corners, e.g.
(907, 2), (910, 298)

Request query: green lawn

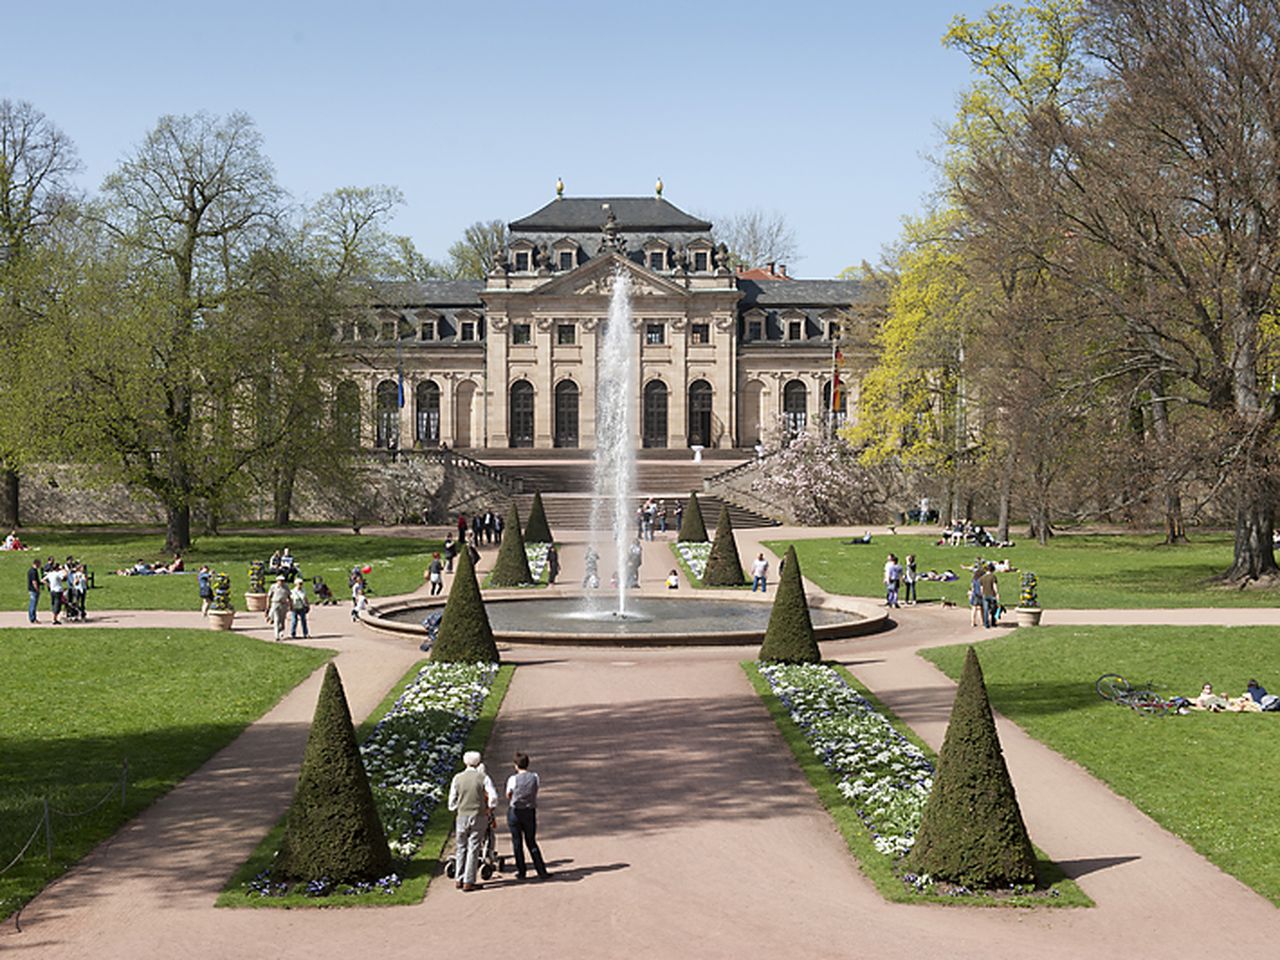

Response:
(3, 531), (442, 612)
(0, 628), (332, 920)
(767, 532), (1276, 608)
(921, 627), (1280, 906)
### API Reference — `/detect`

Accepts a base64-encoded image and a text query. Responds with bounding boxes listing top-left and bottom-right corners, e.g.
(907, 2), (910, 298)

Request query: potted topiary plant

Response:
(209, 571), (235, 630)
(1014, 571), (1042, 627)
(244, 560), (268, 611)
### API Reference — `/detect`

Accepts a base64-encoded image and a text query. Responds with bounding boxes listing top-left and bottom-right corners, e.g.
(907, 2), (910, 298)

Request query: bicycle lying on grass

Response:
(1095, 674), (1176, 715)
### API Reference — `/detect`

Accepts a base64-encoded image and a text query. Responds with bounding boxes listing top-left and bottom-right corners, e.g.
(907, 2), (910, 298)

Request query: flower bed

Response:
(758, 662), (933, 857)
(675, 541), (712, 581)
(525, 543), (550, 582)
(226, 661), (506, 905)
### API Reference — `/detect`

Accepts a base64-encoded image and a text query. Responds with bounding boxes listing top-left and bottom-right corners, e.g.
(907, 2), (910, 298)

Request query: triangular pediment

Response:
(529, 253), (689, 299)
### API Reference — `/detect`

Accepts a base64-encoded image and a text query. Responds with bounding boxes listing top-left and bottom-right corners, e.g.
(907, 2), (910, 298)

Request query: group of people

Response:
(967, 560), (1004, 627)
(458, 510), (504, 547)
(882, 553), (919, 608)
(263, 573), (312, 641)
(114, 555), (184, 576)
(448, 750), (550, 890)
(1185, 680), (1279, 713)
(636, 498), (680, 541)
(2, 530), (26, 551)
(26, 556), (89, 624)
(939, 519), (1012, 549)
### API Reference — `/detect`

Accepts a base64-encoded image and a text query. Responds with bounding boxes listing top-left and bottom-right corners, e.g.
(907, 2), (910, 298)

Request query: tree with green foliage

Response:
(906, 645), (1035, 886)
(0, 98), (81, 527)
(275, 662), (392, 882)
(488, 502), (533, 586)
(677, 492), (708, 542)
(444, 219), (507, 279)
(758, 546), (820, 663)
(432, 546), (499, 662)
(524, 491), (553, 543)
(703, 505), (745, 586)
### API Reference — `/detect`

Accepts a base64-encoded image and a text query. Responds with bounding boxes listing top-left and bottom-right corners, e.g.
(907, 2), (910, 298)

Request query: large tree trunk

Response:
(1225, 495), (1278, 582)
(997, 446), (1015, 545)
(273, 463), (296, 527)
(165, 504), (192, 554)
(0, 469), (18, 527)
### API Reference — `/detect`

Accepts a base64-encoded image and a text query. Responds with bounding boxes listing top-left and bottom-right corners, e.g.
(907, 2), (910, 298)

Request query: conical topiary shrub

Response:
(678, 492), (708, 542)
(906, 646), (1036, 887)
(758, 546), (820, 662)
(432, 546), (500, 663)
(488, 502), (533, 587)
(524, 491), (553, 544)
(275, 662), (392, 882)
(703, 504), (746, 586)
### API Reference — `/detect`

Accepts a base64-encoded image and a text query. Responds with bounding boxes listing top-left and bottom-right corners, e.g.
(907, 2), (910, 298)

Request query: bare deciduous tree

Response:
(713, 209), (799, 270)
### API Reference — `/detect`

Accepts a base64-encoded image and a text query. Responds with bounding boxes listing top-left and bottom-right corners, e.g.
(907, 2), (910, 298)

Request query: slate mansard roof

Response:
(509, 197), (713, 234)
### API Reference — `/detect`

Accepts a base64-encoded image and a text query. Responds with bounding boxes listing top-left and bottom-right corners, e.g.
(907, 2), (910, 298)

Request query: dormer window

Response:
(827, 320), (840, 341)
(552, 237), (580, 272)
(693, 251), (709, 272)
(788, 320), (804, 341)
(421, 320), (436, 341)
(747, 320), (763, 341)
(380, 318), (398, 341)
(514, 251), (530, 272)
(559, 250), (574, 271)
(649, 251), (665, 271)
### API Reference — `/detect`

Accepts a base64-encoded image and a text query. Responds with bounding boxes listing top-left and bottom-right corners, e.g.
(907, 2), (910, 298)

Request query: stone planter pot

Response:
(208, 609), (236, 631)
(244, 592), (268, 612)
(1014, 606), (1043, 627)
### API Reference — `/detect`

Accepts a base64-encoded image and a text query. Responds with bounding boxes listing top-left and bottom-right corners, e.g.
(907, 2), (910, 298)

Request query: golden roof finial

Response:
(555, 177), (565, 198)
(655, 177), (664, 198)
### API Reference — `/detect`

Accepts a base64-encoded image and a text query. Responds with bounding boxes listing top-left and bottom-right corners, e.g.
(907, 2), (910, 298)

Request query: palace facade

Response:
(344, 191), (864, 452)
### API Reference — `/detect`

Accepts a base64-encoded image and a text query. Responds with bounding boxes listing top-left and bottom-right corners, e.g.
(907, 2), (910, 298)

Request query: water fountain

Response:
(369, 263), (878, 644)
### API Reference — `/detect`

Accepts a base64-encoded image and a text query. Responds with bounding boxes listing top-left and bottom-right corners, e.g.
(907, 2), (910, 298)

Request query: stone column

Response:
(535, 317), (555, 448)
(488, 316), (511, 448)
(440, 371), (455, 448)
(713, 314), (736, 448)
(580, 317), (600, 450)
(669, 317), (688, 449)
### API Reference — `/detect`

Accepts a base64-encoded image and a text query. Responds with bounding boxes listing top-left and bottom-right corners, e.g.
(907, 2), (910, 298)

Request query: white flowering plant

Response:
(525, 543), (550, 582)
(675, 541), (712, 581)
(758, 662), (933, 858)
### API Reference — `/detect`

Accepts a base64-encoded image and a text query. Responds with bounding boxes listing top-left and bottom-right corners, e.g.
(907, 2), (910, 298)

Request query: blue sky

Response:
(4, 0), (988, 276)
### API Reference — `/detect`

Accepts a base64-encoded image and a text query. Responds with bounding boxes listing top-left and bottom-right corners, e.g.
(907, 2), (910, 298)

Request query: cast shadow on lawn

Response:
(861, 679), (1097, 726)
(6, 718), (315, 927)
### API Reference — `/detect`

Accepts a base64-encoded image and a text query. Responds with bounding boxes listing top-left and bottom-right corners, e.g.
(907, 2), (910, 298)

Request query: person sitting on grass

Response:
(666, 569), (679, 589)
(1189, 683), (1230, 712)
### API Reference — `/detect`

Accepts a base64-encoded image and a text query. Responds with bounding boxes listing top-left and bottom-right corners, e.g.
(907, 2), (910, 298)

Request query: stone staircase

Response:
(464, 450), (778, 530)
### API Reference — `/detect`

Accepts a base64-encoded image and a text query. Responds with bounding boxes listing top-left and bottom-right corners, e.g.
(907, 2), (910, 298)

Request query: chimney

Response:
(767, 261), (775, 275)
(779, 263), (788, 278)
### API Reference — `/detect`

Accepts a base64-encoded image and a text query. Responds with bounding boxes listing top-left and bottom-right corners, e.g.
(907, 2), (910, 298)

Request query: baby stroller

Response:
(444, 810), (505, 881)
(62, 590), (86, 622)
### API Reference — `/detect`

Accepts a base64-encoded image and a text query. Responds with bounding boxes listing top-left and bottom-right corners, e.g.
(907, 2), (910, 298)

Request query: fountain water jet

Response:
(589, 268), (639, 617)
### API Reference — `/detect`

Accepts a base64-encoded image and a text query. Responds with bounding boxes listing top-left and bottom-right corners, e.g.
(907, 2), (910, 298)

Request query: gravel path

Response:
(4, 530), (1277, 957)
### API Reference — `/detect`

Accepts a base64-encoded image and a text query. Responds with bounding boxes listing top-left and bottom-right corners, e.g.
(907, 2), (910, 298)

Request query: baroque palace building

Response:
(343, 188), (863, 453)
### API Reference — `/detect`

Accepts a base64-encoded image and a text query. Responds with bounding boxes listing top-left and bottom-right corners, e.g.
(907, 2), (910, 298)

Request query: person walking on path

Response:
(26, 558), (41, 623)
(968, 562), (984, 627)
(883, 553), (902, 609)
(979, 562), (1000, 629)
(448, 750), (497, 891)
(44, 562), (67, 625)
(427, 553), (444, 596)
(443, 533), (457, 573)
(265, 575), (290, 641)
(289, 579), (310, 639)
(505, 752), (550, 880)
(197, 565), (213, 616)
(547, 544), (560, 585)
(750, 553), (769, 592)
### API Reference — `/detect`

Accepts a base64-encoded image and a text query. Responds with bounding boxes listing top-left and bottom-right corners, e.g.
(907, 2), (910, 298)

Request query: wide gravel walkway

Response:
(4, 528), (1277, 957)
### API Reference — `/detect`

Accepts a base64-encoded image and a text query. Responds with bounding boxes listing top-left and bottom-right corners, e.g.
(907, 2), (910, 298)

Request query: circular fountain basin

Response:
(369, 594), (880, 647)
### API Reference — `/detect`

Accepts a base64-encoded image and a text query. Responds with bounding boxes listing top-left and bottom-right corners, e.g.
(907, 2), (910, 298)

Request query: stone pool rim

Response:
(363, 588), (887, 647)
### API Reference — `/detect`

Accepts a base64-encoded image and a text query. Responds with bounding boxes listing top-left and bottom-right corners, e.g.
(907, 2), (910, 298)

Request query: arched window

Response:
(335, 380), (361, 447)
(509, 380), (534, 448)
(554, 380), (579, 448)
(643, 380), (669, 448)
(687, 379), (713, 447)
(783, 379), (808, 439)
(375, 380), (400, 449)
(416, 379), (441, 446)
